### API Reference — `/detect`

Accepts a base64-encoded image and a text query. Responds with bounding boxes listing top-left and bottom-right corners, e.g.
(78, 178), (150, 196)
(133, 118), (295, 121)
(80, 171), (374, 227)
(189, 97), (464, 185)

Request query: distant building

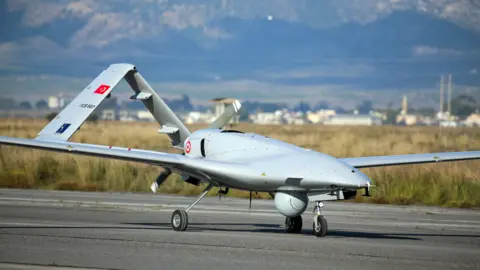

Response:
(250, 112), (283, 125)
(324, 114), (382, 126)
(463, 113), (480, 127)
(137, 110), (155, 122)
(210, 98), (240, 124)
(436, 111), (450, 121)
(439, 121), (458, 128)
(306, 109), (336, 124)
(396, 94), (423, 125)
(119, 110), (136, 122)
(48, 95), (65, 109)
(184, 111), (215, 124)
(396, 114), (418, 126)
(101, 109), (117, 121)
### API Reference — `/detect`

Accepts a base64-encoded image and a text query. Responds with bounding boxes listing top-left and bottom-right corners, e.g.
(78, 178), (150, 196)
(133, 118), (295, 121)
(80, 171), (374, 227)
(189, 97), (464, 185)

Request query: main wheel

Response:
(171, 209), (188, 231)
(285, 216), (302, 233)
(313, 215), (327, 237)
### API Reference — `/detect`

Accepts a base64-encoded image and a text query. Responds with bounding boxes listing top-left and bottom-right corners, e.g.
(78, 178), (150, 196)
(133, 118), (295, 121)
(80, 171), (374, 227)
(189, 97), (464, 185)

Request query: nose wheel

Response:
(170, 183), (213, 232)
(313, 201), (328, 237)
(171, 209), (188, 231)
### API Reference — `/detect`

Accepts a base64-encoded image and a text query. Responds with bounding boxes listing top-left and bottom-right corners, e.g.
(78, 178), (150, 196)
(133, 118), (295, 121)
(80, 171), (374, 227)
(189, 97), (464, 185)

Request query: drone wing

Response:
(0, 136), (240, 183)
(340, 151), (480, 168)
(0, 62), (244, 183)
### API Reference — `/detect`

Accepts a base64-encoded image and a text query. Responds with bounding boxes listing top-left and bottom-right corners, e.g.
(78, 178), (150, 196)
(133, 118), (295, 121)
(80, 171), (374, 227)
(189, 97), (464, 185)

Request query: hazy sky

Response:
(1, 0), (479, 108)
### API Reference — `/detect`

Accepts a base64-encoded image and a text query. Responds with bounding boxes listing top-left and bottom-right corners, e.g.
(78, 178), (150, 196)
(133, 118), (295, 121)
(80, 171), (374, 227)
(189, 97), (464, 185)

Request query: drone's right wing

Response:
(340, 151), (480, 168)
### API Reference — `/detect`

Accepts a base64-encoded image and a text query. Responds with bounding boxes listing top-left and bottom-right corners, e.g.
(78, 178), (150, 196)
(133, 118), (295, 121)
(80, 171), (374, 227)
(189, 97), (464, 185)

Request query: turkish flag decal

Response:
(94, 84), (111, 95)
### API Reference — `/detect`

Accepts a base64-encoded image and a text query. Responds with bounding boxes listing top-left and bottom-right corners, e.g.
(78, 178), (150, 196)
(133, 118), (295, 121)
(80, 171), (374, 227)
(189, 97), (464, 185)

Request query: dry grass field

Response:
(0, 118), (479, 207)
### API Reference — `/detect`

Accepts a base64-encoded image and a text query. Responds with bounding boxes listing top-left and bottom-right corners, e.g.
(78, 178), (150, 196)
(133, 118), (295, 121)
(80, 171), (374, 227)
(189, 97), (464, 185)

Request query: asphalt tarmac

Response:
(0, 189), (479, 270)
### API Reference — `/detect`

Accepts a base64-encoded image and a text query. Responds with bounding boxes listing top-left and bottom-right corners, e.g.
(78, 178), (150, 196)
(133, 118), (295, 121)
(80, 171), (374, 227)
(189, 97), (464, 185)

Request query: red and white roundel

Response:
(185, 141), (191, 154)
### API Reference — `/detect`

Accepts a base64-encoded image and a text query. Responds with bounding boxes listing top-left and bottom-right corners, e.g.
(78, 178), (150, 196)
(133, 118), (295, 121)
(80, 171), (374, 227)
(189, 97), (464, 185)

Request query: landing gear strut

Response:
(171, 183), (213, 231)
(312, 201), (328, 237)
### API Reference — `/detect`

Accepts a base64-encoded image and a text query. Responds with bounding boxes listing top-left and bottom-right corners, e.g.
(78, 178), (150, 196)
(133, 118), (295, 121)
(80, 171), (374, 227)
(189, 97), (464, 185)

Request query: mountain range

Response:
(1, 0), (479, 108)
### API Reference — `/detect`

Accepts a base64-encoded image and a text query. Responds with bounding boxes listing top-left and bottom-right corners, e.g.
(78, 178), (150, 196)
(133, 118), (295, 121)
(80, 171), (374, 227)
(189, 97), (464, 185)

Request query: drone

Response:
(1, 64), (479, 237)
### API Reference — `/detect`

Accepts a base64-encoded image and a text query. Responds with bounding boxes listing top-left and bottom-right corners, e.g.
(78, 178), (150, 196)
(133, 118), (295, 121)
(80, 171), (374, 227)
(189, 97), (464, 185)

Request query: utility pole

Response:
(439, 75), (444, 114)
(448, 73), (452, 117)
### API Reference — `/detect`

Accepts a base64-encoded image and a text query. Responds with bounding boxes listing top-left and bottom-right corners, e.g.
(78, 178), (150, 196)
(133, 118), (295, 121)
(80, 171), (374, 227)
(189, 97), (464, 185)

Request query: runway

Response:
(0, 189), (479, 270)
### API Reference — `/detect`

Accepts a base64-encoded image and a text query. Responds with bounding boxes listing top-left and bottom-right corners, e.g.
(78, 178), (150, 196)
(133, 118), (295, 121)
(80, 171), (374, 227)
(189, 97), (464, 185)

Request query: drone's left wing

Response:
(0, 136), (184, 167)
(0, 136), (240, 183)
(340, 151), (480, 168)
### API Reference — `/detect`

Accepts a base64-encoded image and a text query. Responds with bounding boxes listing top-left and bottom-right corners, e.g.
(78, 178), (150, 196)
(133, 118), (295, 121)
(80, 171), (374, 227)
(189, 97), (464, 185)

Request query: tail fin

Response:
(36, 63), (191, 149)
(124, 70), (190, 149)
(208, 100), (242, 129)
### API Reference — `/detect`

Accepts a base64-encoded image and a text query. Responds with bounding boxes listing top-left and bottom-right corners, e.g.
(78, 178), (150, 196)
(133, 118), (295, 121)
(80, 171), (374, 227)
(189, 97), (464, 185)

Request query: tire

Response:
(285, 216), (302, 233)
(171, 209), (188, 231)
(313, 215), (328, 237)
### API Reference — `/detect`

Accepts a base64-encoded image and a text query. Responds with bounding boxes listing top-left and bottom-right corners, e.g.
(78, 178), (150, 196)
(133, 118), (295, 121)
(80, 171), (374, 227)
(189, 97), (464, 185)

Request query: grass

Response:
(0, 118), (479, 207)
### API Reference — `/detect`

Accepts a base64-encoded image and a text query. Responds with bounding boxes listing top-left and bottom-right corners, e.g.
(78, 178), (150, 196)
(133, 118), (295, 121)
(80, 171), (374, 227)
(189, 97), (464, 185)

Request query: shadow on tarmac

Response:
(5, 222), (478, 241)
(0, 223), (480, 240)
(126, 222), (423, 240)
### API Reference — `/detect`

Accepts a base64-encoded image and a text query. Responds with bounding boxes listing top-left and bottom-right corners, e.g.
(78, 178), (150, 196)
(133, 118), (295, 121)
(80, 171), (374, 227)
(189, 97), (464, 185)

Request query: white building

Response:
(48, 95), (65, 109)
(137, 110), (155, 122)
(396, 114), (418, 126)
(184, 111), (215, 124)
(307, 109), (337, 124)
(463, 114), (480, 127)
(250, 112), (283, 125)
(324, 114), (382, 126)
(249, 109), (308, 125)
(119, 110), (136, 122)
(101, 109), (117, 121)
(439, 121), (458, 127)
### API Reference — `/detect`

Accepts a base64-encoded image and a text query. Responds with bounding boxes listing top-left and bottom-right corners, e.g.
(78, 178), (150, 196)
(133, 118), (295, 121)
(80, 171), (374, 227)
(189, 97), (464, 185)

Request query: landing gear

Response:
(171, 209), (188, 231)
(170, 183), (213, 231)
(312, 201), (328, 237)
(285, 216), (302, 233)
